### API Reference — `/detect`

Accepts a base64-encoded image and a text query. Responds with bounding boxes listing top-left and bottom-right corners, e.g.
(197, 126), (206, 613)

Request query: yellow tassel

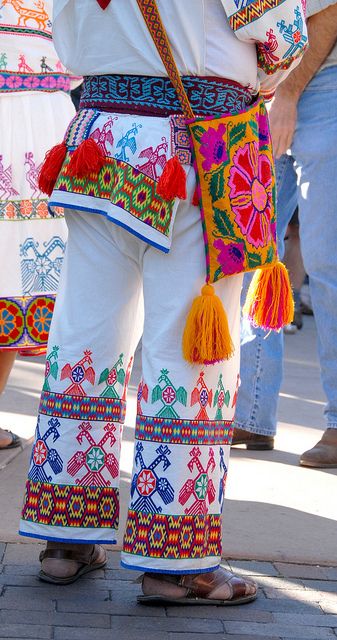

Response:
(182, 284), (234, 365)
(243, 261), (294, 330)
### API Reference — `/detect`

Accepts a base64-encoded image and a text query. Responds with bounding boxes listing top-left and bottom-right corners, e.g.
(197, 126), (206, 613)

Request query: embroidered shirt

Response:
(53, 0), (307, 95)
(0, 0), (77, 94)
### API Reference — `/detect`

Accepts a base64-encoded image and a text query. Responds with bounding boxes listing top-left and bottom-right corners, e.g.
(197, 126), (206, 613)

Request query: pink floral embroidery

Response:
(228, 142), (273, 249)
(213, 239), (245, 275)
(199, 124), (227, 171)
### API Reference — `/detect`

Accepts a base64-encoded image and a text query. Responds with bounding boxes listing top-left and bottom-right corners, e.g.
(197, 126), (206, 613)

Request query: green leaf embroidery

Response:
(229, 122), (247, 148)
(246, 251), (262, 268)
(213, 265), (223, 282)
(209, 167), (225, 202)
(249, 119), (259, 139)
(190, 124), (205, 143)
(213, 207), (235, 238)
(266, 244), (276, 263)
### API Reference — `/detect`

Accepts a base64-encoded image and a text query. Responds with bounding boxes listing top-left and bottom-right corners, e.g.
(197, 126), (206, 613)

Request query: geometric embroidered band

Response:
(136, 415), (233, 445)
(39, 391), (126, 422)
(123, 511), (222, 560)
(21, 480), (119, 529)
(79, 74), (254, 117)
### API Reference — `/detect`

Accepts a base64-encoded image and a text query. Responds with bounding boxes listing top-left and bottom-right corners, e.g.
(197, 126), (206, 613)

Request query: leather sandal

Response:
(0, 430), (21, 450)
(138, 566), (258, 605)
(39, 544), (107, 584)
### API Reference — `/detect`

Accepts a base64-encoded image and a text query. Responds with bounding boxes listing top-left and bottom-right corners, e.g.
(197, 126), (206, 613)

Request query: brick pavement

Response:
(1, 544), (337, 639)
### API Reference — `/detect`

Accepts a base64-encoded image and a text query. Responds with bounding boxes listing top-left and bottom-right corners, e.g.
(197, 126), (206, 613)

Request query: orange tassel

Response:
(157, 155), (187, 201)
(192, 186), (199, 206)
(67, 138), (105, 178)
(243, 261), (294, 330)
(38, 141), (67, 196)
(182, 284), (234, 365)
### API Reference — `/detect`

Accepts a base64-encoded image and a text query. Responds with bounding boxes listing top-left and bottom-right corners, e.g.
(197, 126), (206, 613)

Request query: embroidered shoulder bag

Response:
(136, 0), (293, 365)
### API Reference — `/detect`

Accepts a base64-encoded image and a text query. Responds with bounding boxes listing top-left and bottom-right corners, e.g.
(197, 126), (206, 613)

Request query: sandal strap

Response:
(179, 567), (249, 600)
(39, 547), (94, 565)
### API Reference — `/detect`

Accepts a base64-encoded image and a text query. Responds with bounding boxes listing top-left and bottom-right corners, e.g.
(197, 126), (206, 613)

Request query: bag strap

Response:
(136, 0), (194, 119)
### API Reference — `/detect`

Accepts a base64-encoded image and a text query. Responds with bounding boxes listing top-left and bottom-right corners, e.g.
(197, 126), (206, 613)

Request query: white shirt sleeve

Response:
(220, 0), (308, 93)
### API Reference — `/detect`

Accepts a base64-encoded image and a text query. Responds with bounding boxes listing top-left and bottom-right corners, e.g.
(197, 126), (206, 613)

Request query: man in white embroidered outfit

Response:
(19, 0), (306, 604)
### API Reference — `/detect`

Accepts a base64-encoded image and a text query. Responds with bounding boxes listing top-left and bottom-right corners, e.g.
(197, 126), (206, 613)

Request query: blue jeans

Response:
(235, 65), (337, 436)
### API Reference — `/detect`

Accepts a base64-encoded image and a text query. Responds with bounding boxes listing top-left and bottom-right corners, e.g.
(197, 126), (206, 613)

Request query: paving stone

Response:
(105, 568), (139, 581)
(56, 595), (166, 617)
(3, 543), (44, 565)
(0, 609), (110, 628)
(321, 602), (337, 615)
(0, 624), (51, 639)
(274, 564), (337, 581)
(0, 572), (109, 590)
(104, 551), (122, 569)
(256, 576), (305, 590)
(168, 636), (280, 640)
(303, 581), (337, 593)
(54, 630), (169, 640)
(263, 588), (325, 602)
(0, 586), (57, 611)
(272, 613), (337, 627)
(166, 607), (273, 622)
(167, 636), (228, 640)
(241, 598), (323, 614)
(223, 621), (335, 638)
(3, 563), (41, 576)
(58, 614), (222, 635)
(0, 573), (45, 587)
(229, 560), (280, 577)
(109, 615), (222, 633)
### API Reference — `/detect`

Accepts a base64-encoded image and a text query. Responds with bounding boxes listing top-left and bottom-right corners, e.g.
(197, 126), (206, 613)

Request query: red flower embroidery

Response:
(228, 142), (273, 248)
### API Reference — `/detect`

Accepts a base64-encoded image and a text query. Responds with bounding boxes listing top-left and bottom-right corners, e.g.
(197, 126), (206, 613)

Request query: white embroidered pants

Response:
(20, 179), (242, 574)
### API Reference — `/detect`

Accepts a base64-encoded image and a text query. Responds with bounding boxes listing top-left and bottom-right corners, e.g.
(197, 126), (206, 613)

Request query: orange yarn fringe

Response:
(183, 284), (234, 365)
(243, 261), (294, 330)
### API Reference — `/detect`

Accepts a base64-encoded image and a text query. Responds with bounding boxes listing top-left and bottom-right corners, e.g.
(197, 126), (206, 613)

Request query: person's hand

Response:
(268, 90), (298, 159)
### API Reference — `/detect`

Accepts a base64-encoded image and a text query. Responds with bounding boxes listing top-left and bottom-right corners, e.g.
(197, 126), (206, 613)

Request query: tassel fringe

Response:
(157, 155), (187, 201)
(38, 141), (67, 196)
(192, 186), (199, 206)
(67, 138), (105, 178)
(243, 261), (294, 330)
(183, 284), (234, 365)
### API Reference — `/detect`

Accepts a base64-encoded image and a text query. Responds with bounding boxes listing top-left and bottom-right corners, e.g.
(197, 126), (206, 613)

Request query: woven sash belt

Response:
(79, 74), (253, 118)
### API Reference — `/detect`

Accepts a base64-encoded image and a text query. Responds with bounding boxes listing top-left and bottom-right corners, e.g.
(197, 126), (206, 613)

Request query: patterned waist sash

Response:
(79, 74), (253, 117)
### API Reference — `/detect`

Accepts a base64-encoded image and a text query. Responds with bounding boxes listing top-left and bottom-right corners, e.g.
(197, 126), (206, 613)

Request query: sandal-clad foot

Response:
(0, 429), (21, 450)
(39, 542), (107, 584)
(138, 566), (257, 605)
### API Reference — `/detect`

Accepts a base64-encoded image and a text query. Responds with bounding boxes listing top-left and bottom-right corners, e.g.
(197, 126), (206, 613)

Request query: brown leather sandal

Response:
(39, 544), (107, 585)
(138, 566), (258, 605)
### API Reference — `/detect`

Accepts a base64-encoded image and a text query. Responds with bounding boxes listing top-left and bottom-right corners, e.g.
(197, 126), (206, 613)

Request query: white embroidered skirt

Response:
(0, 91), (74, 353)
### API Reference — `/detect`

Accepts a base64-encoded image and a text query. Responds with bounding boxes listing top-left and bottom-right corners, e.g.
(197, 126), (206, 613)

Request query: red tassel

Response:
(67, 138), (105, 179)
(157, 155), (187, 201)
(38, 141), (67, 196)
(192, 186), (199, 206)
